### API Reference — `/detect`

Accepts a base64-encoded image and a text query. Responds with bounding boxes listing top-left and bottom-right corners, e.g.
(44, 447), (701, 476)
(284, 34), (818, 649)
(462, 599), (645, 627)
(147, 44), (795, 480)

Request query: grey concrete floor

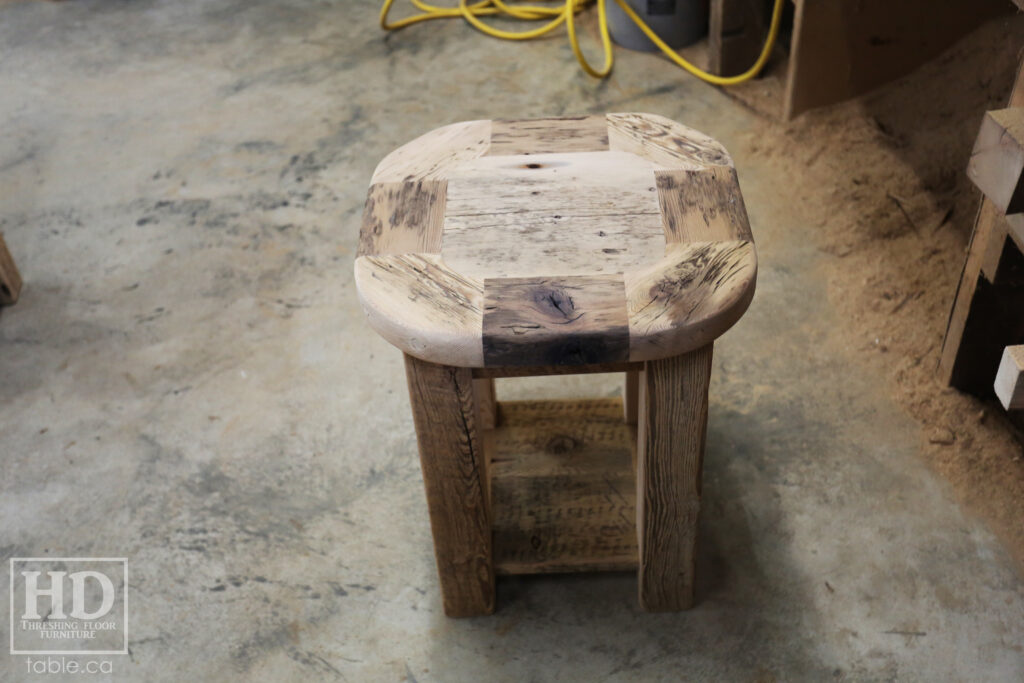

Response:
(0, 0), (1022, 680)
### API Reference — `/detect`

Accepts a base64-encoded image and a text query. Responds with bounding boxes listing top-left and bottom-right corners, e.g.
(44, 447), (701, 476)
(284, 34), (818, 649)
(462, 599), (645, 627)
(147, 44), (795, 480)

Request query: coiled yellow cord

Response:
(380, 0), (785, 84)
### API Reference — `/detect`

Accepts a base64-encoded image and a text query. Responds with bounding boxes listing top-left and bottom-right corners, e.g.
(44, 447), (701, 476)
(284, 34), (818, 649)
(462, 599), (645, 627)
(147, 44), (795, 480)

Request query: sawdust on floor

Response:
(728, 16), (1024, 568)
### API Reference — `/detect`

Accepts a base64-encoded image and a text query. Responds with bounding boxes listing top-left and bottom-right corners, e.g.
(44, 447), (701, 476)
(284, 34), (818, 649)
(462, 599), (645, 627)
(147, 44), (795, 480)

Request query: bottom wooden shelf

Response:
(487, 398), (639, 575)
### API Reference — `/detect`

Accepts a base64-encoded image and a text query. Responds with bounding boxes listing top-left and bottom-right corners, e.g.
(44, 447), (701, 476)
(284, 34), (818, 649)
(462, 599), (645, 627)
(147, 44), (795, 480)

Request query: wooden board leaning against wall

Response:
(708, 0), (1015, 120)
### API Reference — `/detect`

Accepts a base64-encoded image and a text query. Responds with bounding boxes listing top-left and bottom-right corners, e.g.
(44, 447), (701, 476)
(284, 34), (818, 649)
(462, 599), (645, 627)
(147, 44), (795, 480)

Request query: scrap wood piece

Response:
(0, 233), (21, 306)
(968, 108), (1024, 215)
(994, 345), (1024, 411)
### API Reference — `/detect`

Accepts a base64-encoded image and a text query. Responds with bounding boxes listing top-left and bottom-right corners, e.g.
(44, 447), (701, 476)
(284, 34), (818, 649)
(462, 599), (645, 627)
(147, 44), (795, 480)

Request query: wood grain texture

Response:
(625, 241), (757, 362)
(994, 345), (1024, 411)
(442, 151), (664, 280)
(0, 233), (22, 306)
(472, 361), (639, 378)
(356, 114), (757, 367)
(404, 354), (494, 617)
(474, 378), (497, 429)
(489, 399), (637, 574)
(968, 108), (1024, 215)
(488, 115), (609, 156)
(372, 119), (491, 184)
(637, 346), (713, 612)
(607, 112), (732, 170)
(656, 167), (752, 243)
(624, 370), (639, 425)
(355, 253), (484, 366)
(357, 180), (446, 257)
(482, 275), (630, 367)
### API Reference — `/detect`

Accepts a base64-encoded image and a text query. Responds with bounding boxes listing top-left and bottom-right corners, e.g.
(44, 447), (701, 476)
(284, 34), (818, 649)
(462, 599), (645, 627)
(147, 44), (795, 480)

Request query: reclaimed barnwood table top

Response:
(355, 113), (757, 367)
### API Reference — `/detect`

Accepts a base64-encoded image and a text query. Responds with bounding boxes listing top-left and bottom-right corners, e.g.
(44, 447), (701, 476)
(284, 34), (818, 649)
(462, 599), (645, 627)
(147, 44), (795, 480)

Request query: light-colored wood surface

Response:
(404, 354), (495, 617)
(967, 108), (1024, 215)
(371, 119), (491, 184)
(357, 180), (446, 257)
(624, 241), (756, 361)
(606, 112), (732, 170)
(994, 345), (1024, 411)
(356, 253), (484, 366)
(489, 116), (609, 156)
(637, 345), (713, 611)
(356, 114), (756, 368)
(656, 166), (752, 242)
(0, 233), (22, 306)
(443, 151), (665, 280)
(489, 399), (638, 575)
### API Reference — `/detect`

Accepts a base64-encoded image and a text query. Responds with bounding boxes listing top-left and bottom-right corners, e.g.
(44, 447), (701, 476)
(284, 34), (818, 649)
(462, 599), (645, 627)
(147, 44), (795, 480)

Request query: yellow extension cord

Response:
(380, 0), (784, 84)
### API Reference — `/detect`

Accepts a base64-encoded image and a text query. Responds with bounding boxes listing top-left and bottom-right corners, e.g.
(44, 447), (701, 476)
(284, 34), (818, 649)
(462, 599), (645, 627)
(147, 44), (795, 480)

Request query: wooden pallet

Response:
(940, 61), (1024, 402)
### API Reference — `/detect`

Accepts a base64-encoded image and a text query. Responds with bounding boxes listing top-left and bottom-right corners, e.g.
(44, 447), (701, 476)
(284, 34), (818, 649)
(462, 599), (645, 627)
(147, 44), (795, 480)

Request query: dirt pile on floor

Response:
(736, 17), (1024, 568)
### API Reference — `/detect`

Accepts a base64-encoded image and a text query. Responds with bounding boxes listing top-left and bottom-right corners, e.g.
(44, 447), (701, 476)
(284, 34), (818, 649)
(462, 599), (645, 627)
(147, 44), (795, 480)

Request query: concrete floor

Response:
(0, 0), (1022, 680)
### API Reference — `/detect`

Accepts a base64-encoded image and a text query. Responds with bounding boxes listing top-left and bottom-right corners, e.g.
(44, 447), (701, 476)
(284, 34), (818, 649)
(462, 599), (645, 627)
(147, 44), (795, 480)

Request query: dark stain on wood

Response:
(482, 276), (629, 366)
(656, 167), (751, 242)
(357, 180), (446, 256)
(640, 242), (752, 326)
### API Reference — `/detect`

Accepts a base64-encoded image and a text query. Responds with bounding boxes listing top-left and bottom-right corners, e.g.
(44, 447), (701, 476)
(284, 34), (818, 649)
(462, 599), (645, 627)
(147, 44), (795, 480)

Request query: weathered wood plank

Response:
(656, 166), (752, 243)
(967, 108), (1024, 215)
(405, 354), (494, 617)
(625, 241), (756, 362)
(442, 151), (664, 280)
(624, 370), (639, 425)
(357, 180), (446, 257)
(0, 233), (22, 306)
(355, 253), (484, 366)
(355, 114), (756, 368)
(474, 378), (497, 430)
(472, 361), (640, 378)
(488, 116), (609, 156)
(637, 346), (713, 611)
(482, 275), (630, 367)
(994, 345), (1024, 411)
(371, 119), (490, 184)
(489, 399), (638, 575)
(607, 112), (732, 170)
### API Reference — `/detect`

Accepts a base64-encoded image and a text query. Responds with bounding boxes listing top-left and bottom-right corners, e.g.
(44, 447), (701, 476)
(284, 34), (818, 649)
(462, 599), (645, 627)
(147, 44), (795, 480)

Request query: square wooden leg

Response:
(624, 370), (639, 426)
(473, 378), (497, 429)
(636, 345), (713, 611)
(404, 354), (495, 617)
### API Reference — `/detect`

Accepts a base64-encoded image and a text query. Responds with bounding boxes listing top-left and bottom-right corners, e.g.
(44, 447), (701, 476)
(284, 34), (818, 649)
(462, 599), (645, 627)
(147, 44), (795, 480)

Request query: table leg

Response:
(405, 354), (495, 617)
(636, 345), (713, 611)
